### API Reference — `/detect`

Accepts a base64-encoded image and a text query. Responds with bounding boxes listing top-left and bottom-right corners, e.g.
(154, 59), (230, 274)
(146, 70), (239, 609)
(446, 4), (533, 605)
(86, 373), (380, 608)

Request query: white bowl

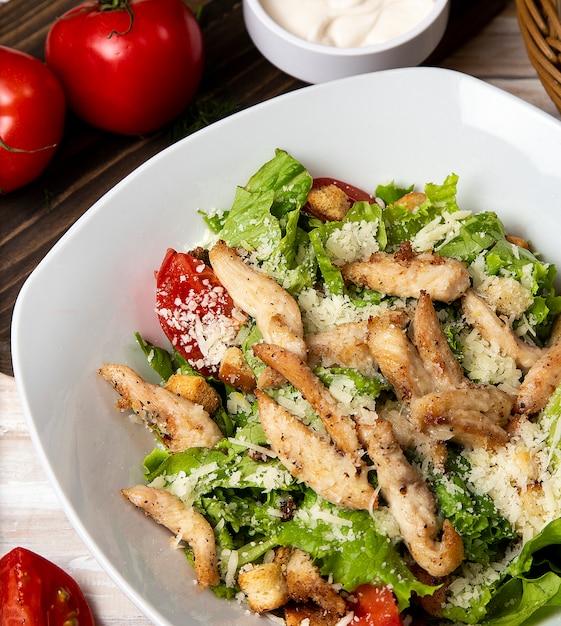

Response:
(11, 67), (561, 626)
(243, 0), (450, 83)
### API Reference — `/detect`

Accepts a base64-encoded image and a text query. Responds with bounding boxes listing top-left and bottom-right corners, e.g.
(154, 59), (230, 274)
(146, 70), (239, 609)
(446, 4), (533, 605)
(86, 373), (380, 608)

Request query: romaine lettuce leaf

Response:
(217, 149), (316, 293)
(308, 200), (386, 295)
(431, 449), (515, 564)
(382, 173), (460, 249)
(273, 492), (437, 610)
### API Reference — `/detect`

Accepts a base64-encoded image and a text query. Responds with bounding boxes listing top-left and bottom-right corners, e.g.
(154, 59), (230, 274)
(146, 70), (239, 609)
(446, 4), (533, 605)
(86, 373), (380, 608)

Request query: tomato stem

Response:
(98, 0), (134, 37)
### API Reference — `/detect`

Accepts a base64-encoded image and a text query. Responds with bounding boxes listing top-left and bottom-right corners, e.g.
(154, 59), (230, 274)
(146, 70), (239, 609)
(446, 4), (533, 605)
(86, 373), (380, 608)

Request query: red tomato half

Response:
(0, 46), (66, 193)
(0, 547), (95, 625)
(155, 249), (242, 377)
(45, 0), (204, 135)
(349, 584), (403, 626)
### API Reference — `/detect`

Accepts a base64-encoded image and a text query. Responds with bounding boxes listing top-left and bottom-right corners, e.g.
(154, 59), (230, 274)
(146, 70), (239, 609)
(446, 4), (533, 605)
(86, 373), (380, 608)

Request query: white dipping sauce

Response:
(260, 0), (438, 48)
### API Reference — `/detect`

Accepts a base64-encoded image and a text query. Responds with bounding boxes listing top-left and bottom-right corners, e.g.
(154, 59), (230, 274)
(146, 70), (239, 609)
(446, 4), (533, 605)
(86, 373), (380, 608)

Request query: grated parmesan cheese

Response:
(325, 220), (380, 265)
(410, 210), (472, 252)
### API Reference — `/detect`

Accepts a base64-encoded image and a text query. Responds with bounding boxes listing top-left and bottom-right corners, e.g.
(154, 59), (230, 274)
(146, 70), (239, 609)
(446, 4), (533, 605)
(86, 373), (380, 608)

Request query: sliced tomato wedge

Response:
(155, 248), (242, 377)
(0, 547), (95, 626)
(349, 583), (403, 626)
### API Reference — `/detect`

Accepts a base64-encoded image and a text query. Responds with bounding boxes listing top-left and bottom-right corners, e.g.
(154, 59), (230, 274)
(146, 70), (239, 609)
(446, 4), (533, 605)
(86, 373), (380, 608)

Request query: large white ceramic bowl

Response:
(243, 0), (450, 83)
(11, 67), (561, 626)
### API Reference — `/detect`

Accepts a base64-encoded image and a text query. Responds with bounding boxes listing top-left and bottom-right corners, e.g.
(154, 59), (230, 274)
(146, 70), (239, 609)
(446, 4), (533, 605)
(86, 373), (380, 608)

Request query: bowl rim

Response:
(243, 0), (450, 56)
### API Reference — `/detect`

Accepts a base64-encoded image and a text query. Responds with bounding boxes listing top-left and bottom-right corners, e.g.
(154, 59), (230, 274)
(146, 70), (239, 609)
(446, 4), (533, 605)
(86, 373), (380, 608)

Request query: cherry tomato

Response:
(349, 583), (403, 626)
(45, 0), (204, 135)
(0, 547), (95, 625)
(0, 46), (66, 193)
(155, 249), (242, 377)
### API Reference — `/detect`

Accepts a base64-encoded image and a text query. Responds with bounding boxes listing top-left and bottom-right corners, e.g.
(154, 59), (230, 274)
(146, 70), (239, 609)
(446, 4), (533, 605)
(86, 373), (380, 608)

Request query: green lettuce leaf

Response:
(383, 174), (460, 249)
(432, 449), (515, 564)
(217, 149), (315, 293)
(273, 492), (437, 610)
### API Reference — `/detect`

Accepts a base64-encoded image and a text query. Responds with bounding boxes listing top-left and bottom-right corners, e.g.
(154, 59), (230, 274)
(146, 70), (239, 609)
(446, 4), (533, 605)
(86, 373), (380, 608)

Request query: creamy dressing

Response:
(260, 0), (438, 48)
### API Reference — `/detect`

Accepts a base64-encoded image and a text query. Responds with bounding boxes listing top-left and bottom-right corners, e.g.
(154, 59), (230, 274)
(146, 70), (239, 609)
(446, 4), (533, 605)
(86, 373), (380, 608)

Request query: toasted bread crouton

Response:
(238, 562), (290, 613)
(284, 603), (343, 626)
(218, 347), (256, 393)
(307, 184), (351, 222)
(395, 191), (426, 211)
(506, 234), (530, 250)
(273, 545), (293, 566)
(285, 549), (346, 615)
(165, 374), (220, 414)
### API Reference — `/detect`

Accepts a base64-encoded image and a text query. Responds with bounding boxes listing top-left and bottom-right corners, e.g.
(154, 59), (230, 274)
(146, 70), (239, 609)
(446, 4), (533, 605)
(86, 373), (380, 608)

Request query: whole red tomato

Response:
(0, 547), (95, 625)
(45, 0), (205, 135)
(0, 46), (66, 193)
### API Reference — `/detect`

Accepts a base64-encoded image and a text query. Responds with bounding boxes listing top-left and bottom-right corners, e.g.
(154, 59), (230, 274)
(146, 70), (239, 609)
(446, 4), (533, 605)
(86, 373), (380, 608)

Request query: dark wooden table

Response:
(0, 0), (513, 377)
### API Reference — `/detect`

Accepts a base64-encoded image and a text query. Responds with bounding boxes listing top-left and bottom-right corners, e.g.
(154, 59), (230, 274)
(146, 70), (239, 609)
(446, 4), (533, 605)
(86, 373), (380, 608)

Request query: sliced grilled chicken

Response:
(255, 390), (376, 511)
(342, 241), (470, 303)
(367, 310), (434, 402)
(412, 291), (467, 390)
(410, 387), (512, 449)
(208, 241), (306, 360)
(516, 316), (561, 415)
(253, 343), (364, 465)
(356, 412), (464, 577)
(462, 289), (543, 371)
(122, 484), (220, 588)
(99, 364), (223, 452)
(305, 320), (377, 376)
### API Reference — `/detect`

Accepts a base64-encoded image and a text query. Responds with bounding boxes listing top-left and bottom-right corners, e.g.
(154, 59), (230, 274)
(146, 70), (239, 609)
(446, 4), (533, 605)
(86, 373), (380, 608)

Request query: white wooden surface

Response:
(1, 3), (560, 624)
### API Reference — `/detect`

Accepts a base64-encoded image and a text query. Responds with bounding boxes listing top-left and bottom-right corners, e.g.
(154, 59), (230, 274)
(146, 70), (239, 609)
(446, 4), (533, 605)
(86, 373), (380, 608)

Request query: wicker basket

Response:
(516, 0), (561, 113)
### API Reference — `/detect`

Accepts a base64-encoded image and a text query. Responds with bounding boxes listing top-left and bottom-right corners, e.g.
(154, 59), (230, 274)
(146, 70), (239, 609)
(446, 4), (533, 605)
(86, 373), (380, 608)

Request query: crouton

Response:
(307, 184), (351, 222)
(164, 373), (220, 415)
(238, 562), (290, 612)
(395, 191), (426, 211)
(218, 347), (256, 393)
(506, 234), (530, 250)
(285, 549), (346, 615)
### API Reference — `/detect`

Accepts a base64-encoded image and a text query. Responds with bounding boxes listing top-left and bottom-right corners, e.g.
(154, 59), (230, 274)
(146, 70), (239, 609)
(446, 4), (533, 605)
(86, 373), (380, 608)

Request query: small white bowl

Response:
(243, 0), (450, 83)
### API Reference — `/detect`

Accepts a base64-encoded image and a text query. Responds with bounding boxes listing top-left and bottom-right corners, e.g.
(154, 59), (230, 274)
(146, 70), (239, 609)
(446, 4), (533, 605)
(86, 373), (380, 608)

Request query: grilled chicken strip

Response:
(410, 387), (512, 449)
(254, 343), (364, 465)
(462, 289), (543, 371)
(516, 316), (561, 415)
(356, 412), (464, 577)
(122, 484), (220, 588)
(255, 390), (376, 511)
(209, 241), (307, 360)
(305, 320), (377, 377)
(368, 309), (510, 451)
(367, 310), (434, 402)
(412, 291), (467, 390)
(342, 241), (470, 303)
(99, 364), (223, 452)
